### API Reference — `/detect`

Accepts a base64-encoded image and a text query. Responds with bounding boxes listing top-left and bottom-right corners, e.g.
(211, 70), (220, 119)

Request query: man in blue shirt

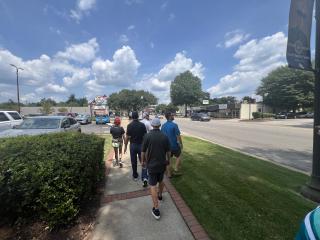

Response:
(161, 112), (183, 177)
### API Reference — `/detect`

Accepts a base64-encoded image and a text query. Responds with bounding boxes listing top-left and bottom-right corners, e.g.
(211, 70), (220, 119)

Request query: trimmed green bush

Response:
(0, 132), (105, 228)
(252, 112), (275, 119)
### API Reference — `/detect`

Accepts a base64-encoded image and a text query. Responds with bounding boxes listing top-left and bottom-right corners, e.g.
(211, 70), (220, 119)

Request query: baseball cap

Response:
(151, 117), (161, 127)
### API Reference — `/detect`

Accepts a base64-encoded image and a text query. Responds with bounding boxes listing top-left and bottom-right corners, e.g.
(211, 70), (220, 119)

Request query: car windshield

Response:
(77, 114), (85, 118)
(18, 118), (61, 129)
(200, 113), (208, 116)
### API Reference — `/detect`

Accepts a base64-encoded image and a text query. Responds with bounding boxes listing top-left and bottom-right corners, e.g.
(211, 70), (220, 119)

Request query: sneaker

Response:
(152, 208), (160, 220)
(143, 179), (148, 188)
(133, 177), (139, 181)
(158, 193), (163, 201)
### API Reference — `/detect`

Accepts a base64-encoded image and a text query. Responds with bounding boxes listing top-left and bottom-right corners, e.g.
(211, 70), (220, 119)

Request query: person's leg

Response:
(149, 173), (160, 219)
(119, 143), (123, 160)
(137, 144), (148, 182)
(130, 144), (138, 178)
(158, 172), (165, 199)
(150, 185), (159, 209)
(166, 152), (173, 178)
(173, 148), (182, 173)
(114, 147), (118, 162)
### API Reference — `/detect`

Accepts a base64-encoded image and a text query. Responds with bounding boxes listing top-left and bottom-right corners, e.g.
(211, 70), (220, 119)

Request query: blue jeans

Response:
(130, 143), (148, 180)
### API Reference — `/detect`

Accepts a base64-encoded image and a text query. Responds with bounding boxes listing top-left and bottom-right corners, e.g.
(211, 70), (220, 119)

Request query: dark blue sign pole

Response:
(302, 0), (320, 202)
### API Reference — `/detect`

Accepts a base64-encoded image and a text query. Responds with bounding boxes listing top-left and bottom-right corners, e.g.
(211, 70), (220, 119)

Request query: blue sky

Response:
(0, 0), (293, 103)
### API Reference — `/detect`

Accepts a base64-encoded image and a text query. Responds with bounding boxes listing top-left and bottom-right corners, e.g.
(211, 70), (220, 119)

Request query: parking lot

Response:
(81, 122), (112, 134)
(174, 118), (313, 173)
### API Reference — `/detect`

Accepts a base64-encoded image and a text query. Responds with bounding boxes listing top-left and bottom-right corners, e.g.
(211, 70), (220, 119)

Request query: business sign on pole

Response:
(287, 0), (314, 71)
(203, 100), (209, 105)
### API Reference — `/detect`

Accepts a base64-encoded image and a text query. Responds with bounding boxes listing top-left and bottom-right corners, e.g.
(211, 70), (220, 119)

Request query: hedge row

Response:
(252, 112), (275, 119)
(0, 132), (105, 228)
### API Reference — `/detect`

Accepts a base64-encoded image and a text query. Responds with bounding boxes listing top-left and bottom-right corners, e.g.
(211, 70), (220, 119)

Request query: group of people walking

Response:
(109, 111), (183, 220)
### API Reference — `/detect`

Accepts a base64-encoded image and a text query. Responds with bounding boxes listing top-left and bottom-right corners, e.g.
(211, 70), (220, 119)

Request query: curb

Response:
(164, 178), (211, 240)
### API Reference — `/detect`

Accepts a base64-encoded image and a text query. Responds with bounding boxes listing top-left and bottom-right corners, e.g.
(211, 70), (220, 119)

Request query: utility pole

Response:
(302, 0), (320, 201)
(10, 64), (24, 114)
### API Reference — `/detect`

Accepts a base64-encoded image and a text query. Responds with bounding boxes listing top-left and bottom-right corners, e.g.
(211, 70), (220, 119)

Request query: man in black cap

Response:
(141, 117), (170, 220)
(124, 111), (148, 186)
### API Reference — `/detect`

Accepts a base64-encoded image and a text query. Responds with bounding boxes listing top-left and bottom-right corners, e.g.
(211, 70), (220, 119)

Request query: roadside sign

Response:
(203, 100), (209, 105)
(287, 0), (314, 71)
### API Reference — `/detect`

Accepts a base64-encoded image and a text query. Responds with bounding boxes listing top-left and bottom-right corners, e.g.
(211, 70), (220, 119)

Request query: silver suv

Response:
(0, 111), (23, 130)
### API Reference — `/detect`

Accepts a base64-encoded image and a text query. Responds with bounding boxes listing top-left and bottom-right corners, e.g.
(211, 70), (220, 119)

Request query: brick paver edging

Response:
(164, 178), (211, 240)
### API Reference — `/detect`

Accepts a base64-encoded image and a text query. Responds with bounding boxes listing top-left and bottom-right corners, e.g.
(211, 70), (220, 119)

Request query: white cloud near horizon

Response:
(70, 0), (96, 22)
(208, 32), (287, 98)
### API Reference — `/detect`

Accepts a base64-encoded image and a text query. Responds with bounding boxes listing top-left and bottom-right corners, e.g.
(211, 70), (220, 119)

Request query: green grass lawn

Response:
(171, 136), (315, 240)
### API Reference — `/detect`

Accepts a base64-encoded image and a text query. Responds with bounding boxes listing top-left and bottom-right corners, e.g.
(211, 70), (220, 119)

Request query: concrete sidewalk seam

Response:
(164, 178), (211, 240)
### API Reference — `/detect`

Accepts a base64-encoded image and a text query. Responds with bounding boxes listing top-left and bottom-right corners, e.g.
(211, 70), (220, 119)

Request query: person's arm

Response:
(124, 134), (130, 154)
(176, 125), (183, 149)
(141, 135), (148, 168)
(124, 125), (131, 154)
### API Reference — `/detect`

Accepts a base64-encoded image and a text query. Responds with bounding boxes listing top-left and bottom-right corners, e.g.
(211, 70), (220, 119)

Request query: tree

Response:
(170, 71), (203, 116)
(242, 96), (256, 104)
(210, 96), (237, 105)
(108, 89), (157, 114)
(257, 66), (314, 112)
(40, 101), (54, 115)
(58, 107), (68, 113)
(155, 104), (167, 114)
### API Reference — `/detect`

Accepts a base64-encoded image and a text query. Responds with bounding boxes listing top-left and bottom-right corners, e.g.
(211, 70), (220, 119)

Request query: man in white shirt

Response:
(141, 112), (153, 132)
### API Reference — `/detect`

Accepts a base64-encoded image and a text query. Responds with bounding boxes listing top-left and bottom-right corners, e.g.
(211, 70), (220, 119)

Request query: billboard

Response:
(286, 0), (314, 71)
(203, 100), (209, 105)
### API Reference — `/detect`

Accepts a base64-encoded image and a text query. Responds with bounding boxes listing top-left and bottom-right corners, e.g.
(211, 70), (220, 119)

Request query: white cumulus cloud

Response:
(36, 83), (68, 94)
(70, 0), (96, 22)
(92, 46), (140, 86)
(135, 51), (204, 103)
(55, 38), (99, 63)
(208, 32), (287, 98)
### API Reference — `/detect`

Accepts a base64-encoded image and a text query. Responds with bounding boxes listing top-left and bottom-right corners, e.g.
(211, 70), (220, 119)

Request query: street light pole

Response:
(302, 0), (320, 201)
(10, 64), (24, 114)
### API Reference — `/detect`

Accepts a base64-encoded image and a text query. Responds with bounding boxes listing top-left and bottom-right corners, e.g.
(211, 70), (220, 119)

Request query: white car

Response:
(0, 116), (81, 138)
(0, 111), (23, 130)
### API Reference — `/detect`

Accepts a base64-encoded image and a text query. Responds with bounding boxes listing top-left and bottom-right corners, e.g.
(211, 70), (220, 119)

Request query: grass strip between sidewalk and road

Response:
(171, 136), (315, 240)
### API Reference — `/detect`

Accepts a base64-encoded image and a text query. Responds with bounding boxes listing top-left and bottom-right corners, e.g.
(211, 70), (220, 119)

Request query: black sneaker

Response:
(152, 207), (160, 220)
(143, 179), (148, 188)
(158, 193), (163, 201)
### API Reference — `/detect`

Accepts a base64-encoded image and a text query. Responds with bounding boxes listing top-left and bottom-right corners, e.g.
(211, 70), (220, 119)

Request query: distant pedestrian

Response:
(124, 111), (148, 186)
(141, 112), (153, 132)
(161, 112), (183, 177)
(141, 117), (170, 220)
(110, 117), (125, 168)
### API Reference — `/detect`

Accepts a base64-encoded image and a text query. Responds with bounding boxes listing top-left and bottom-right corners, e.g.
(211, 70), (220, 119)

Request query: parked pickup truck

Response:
(0, 111), (23, 130)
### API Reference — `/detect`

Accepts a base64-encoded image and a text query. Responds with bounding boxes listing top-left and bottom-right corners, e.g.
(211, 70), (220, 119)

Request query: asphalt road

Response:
(174, 118), (313, 173)
(81, 122), (112, 134)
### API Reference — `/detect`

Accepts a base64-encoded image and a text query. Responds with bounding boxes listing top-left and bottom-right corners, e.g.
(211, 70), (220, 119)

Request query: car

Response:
(95, 115), (110, 124)
(296, 112), (308, 118)
(57, 112), (78, 118)
(191, 112), (211, 121)
(75, 114), (92, 124)
(275, 112), (296, 119)
(0, 116), (81, 138)
(0, 111), (23, 130)
(305, 112), (314, 118)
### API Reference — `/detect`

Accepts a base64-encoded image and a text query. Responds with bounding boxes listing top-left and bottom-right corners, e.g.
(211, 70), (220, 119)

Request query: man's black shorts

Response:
(148, 172), (165, 186)
(171, 147), (181, 158)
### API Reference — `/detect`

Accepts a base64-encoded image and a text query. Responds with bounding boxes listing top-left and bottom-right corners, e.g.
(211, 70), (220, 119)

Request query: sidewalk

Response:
(92, 151), (195, 240)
